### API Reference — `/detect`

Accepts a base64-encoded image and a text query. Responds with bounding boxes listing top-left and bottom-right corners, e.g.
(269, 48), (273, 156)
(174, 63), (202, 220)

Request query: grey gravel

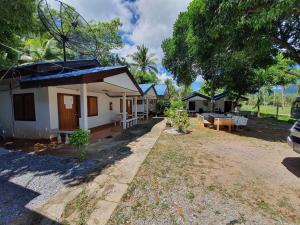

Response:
(0, 148), (98, 225)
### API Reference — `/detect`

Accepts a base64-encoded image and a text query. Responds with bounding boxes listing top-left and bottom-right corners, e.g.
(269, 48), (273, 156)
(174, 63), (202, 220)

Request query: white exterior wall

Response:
(136, 101), (145, 112)
(0, 85), (129, 139)
(0, 86), (51, 139)
(214, 99), (225, 112)
(48, 87), (121, 130)
(187, 100), (209, 112)
(136, 99), (156, 113)
(104, 73), (138, 92)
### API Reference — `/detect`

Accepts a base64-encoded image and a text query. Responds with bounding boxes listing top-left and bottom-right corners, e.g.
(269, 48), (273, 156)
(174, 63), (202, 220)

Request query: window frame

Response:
(13, 93), (36, 121)
(189, 101), (196, 111)
(87, 96), (98, 117)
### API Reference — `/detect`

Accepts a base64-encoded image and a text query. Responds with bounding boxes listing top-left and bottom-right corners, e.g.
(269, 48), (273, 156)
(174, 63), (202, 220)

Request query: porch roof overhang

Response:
(182, 92), (211, 101)
(213, 92), (248, 101)
(19, 66), (143, 96)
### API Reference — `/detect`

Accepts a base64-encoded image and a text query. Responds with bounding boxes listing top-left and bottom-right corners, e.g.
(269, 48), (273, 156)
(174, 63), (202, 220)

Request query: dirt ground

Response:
(108, 117), (300, 225)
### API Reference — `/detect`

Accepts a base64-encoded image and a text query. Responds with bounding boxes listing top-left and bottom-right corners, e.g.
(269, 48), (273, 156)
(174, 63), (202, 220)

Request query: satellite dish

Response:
(38, 0), (98, 62)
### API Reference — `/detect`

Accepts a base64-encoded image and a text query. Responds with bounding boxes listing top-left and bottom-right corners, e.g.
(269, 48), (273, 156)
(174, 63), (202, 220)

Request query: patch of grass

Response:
(63, 189), (93, 225)
(277, 196), (294, 211)
(241, 105), (295, 123)
(207, 184), (217, 192)
(75, 190), (90, 225)
(76, 190), (88, 211)
(186, 191), (195, 203)
(123, 182), (137, 200)
(255, 198), (278, 219)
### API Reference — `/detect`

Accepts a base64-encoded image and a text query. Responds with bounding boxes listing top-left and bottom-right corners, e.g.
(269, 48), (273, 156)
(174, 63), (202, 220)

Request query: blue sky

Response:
(61, 0), (202, 89)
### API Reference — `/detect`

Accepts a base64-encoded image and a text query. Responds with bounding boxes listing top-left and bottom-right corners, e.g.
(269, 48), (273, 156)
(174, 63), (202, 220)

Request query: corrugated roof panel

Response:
(21, 66), (127, 82)
(139, 83), (154, 94)
(154, 84), (167, 96)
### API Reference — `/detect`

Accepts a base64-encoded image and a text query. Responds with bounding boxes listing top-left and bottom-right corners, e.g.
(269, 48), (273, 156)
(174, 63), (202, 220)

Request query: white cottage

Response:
(137, 84), (158, 119)
(0, 59), (143, 140)
(183, 92), (247, 113)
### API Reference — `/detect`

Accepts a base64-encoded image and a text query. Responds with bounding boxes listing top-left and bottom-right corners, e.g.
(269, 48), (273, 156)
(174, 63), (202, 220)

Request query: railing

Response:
(121, 117), (138, 129)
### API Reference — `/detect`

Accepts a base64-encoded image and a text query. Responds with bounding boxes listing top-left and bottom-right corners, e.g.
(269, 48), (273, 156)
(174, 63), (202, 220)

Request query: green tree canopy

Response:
(130, 44), (158, 73)
(130, 66), (158, 84)
(217, 0), (300, 64)
(165, 78), (177, 99)
(0, 0), (36, 67)
(90, 18), (123, 65)
(180, 85), (193, 98)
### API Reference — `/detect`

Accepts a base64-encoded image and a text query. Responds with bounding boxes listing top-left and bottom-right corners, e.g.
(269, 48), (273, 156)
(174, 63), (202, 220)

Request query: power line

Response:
(0, 41), (23, 54)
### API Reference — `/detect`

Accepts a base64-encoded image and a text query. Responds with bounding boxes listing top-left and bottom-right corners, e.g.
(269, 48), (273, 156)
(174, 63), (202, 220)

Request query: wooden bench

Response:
(197, 114), (211, 127)
(214, 118), (233, 132)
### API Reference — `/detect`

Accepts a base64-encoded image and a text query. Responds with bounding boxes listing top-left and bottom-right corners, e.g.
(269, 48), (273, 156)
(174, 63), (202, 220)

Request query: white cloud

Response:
(196, 75), (204, 83)
(157, 73), (170, 83)
(55, 0), (191, 81)
(127, 0), (190, 63)
(61, 0), (134, 32)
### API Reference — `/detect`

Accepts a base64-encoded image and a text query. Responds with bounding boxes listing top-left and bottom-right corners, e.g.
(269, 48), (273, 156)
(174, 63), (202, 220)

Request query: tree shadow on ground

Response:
(0, 118), (162, 224)
(72, 118), (163, 185)
(282, 157), (300, 178)
(0, 181), (61, 225)
(229, 117), (291, 143)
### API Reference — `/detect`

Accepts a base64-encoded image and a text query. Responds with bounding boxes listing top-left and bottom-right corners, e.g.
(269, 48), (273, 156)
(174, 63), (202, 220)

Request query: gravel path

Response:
(0, 149), (98, 225)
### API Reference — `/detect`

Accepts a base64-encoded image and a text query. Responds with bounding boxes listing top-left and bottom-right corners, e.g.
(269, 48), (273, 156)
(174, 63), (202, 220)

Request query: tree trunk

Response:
(257, 91), (261, 118)
(281, 86), (285, 109)
(276, 102), (279, 120)
(273, 91), (275, 108)
(210, 73), (216, 113)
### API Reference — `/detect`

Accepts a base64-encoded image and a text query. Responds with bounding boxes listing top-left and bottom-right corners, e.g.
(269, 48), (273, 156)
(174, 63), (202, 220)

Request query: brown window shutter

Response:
(13, 94), (24, 120)
(24, 94), (35, 121)
(87, 96), (98, 117)
(13, 93), (35, 121)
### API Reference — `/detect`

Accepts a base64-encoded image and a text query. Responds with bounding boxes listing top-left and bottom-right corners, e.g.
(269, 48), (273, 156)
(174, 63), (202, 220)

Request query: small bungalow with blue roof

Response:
(154, 84), (169, 100)
(183, 92), (248, 114)
(0, 59), (143, 141)
(138, 83), (158, 119)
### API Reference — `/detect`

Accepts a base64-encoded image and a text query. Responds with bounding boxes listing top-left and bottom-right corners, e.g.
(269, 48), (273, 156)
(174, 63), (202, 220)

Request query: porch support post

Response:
(122, 92), (127, 129)
(146, 98), (149, 120)
(80, 83), (88, 130)
(142, 96), (145, 118)
(134, 96), (138, 124)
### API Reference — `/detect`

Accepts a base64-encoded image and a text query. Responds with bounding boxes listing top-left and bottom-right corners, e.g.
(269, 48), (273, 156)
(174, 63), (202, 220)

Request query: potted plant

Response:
(69, 129), (90, 161)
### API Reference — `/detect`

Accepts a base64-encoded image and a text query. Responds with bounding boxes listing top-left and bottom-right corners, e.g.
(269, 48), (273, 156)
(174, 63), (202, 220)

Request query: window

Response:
(13, 93), (36, 121)
(87, 96), (98, 117)
(137, 100), (143, 105)
(189, 101), (196, 111)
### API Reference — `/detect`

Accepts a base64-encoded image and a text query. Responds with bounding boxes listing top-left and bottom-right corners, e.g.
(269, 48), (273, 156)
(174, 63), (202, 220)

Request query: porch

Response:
(19, 66), (144, 140)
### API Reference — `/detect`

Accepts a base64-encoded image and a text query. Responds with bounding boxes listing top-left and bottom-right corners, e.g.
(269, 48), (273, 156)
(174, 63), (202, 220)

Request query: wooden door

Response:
(224, 101), (232, 113)
(120, 99), (133, 115)
(127, 100), (132, 115)
(58, 94), (80, 130)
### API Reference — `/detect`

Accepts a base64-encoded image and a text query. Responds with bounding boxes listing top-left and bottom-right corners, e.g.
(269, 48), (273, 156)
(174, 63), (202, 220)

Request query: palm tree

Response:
(22, 37), (62, 63)
(130, 44), (158, 73)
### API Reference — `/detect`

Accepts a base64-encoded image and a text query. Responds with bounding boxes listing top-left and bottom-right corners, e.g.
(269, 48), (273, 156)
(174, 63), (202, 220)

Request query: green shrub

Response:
(169, 98), (185, 110)
(173, 110), (190, 132)
(164, 99), (189, 130)
(156, 100), (170, 114)
(165, 108), (176, 127)
(69, 129), (90, 161)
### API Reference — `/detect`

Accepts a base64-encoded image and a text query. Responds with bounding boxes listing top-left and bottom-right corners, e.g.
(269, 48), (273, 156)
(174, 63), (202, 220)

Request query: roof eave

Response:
(20, 67), (143, 96)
